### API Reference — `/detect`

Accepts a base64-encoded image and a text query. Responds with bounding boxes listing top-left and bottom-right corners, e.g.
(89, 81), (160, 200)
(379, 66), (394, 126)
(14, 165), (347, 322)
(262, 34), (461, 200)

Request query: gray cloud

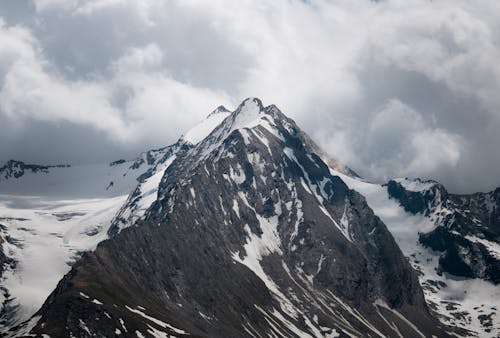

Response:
(0, 0), (499, 193)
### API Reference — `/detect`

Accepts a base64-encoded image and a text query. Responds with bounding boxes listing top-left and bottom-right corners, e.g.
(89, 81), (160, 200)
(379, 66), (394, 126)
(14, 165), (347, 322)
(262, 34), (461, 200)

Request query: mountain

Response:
(7, 99), (443, 337)
(0, 98), (499, 337)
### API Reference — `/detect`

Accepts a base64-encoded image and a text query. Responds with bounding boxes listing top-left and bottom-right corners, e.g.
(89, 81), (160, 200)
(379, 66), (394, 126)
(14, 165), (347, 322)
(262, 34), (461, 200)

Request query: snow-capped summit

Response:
(225, 97), (266, 129)
(181, 105), (232, 145)
(207, 105), (230, 117)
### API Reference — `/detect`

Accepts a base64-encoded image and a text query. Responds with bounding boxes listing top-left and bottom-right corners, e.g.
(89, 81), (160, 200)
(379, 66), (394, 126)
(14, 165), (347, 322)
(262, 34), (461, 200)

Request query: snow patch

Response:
(394, 178), (436, 192)
(374, 299), (425, 338)
(125, 306), (188, 335)
(232, 199), (240, 218)
(182, 109), (230, 145)
(465, 235), (500, 260)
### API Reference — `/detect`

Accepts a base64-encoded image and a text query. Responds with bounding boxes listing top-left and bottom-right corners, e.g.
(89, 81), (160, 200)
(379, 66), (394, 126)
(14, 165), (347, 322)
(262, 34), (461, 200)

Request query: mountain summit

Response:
(1, 98), (499, 337)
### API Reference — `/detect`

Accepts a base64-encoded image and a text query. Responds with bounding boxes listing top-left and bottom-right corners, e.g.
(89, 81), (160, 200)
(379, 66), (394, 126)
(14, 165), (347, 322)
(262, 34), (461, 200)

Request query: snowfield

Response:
(0, 194), (128, 328)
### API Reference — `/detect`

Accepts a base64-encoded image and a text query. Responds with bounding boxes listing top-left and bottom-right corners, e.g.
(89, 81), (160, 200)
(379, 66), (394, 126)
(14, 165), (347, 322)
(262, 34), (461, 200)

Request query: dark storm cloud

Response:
(0, 0), (499, 193)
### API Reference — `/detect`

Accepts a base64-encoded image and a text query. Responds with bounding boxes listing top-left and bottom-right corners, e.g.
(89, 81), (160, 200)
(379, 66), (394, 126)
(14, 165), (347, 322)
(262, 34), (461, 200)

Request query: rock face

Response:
(387, 178), (500, 284)
(107, 140), (191, 236)
(18, 99), (446, 337)
(0, 160), (70, 181)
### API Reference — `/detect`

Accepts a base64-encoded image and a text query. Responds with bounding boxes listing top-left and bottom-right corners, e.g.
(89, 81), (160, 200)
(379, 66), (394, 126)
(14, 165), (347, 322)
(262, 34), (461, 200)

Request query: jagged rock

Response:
(387, 178), (500, 284)
(0, 160), (71, 181)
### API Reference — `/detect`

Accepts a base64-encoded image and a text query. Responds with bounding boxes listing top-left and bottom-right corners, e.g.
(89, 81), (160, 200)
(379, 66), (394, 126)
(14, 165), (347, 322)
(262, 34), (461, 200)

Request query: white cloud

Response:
(0, 24), (232, 145)
(33, 0), (79, 11)
(111, 45), (233, 144)
(111, 43), (163, 71)
(337, 99), (462, 182)
(368, 0), (500, 116)
(0, 59), (129, 139)
(408, 129), (461, 175)
(0, 19), (37, 75)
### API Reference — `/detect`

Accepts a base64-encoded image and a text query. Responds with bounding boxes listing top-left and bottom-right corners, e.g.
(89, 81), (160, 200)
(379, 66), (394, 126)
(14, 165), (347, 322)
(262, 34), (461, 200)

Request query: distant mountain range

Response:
(1, 98), (499, 337)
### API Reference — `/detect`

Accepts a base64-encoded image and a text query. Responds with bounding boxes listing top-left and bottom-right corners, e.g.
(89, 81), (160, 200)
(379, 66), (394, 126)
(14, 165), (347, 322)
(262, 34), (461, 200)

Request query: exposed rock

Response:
(387, 178), (500, 284)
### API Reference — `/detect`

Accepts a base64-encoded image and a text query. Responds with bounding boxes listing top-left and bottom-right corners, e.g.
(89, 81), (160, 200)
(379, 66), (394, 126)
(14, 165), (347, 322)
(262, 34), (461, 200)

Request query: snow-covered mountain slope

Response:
(329, 173), (500, 337)
(382, 178), (500, 336)
(0, 108), (232, 333)
(0, 194), (127, 330)
(108, 142), (184, 236)
(388, 178), (500, 284)
(24, 98), (446, 338)
(181, 105), (231, 145)
(109, 105), (231, 236)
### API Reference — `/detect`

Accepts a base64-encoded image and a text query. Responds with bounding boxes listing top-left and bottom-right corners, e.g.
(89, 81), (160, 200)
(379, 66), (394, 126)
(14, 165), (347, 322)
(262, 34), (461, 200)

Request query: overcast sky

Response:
(0, 0), (499, 193)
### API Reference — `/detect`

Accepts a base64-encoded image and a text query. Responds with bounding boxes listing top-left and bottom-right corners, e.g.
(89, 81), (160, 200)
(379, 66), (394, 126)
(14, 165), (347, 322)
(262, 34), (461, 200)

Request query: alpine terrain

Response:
(0, 98), (499, 337)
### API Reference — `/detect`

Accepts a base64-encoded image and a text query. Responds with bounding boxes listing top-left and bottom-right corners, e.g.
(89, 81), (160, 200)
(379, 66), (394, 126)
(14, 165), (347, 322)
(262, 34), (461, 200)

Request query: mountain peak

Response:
(236, 97), (264, 111)
(182, 98), (269, 147)
(206, 105), (230, 118)
(183, 98), (360, 180)
(225, 97), (268, 131)
(181, 109), (232, 145)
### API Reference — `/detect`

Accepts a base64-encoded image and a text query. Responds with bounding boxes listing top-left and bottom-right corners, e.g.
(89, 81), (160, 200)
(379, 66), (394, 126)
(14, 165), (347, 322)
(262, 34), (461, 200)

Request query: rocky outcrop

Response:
(0, 160), (70, 181)
(387, 178), (500, 284)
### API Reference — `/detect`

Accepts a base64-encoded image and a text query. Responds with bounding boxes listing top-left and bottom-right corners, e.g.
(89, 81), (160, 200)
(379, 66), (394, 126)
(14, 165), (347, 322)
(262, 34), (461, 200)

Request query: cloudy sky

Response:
(0, 0), (499, 193)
